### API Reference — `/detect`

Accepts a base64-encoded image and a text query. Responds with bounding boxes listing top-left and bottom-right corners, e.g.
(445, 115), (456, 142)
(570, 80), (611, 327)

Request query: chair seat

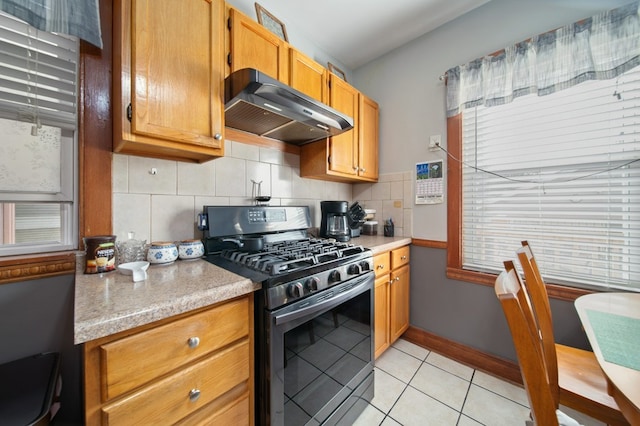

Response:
(556, 344), (629, 426)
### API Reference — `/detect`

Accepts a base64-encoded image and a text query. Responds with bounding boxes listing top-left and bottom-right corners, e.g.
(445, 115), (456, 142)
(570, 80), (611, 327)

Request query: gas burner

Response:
(218, 238), (367, 277)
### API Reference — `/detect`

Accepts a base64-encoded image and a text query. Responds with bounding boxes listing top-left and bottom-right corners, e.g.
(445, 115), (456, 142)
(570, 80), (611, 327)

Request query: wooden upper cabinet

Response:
(289, 49), (327, 103)
(113, 0), (225, 163)
(228, 7), (289, 83)
(358, 94), (379, 181)
(300, 73), (379, 183)
(327, 74), (359, 176)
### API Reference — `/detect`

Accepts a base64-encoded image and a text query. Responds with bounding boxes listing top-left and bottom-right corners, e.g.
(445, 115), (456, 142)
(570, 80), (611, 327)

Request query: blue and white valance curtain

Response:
(0, 0), (102, 48)
(445, 1), (640, 117)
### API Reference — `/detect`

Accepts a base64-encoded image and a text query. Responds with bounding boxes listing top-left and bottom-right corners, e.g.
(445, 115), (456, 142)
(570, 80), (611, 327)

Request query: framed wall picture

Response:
(255, 3), (288, 42)
(328, 62), (347, 82)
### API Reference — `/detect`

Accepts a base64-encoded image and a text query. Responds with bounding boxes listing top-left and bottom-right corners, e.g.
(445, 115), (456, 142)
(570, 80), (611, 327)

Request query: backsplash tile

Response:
(215, 156), (246, 196)
(111, 140), (356, 242)
(150, 195), (197, 242)
(354, 172), (413, 237)
(112, 193), (151, 242)
(177, 160), (215, 196)
(128, 156), (177, 195)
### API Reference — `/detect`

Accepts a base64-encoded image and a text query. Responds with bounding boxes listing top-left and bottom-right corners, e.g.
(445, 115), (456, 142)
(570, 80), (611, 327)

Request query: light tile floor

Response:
(354, 339), (606, 426)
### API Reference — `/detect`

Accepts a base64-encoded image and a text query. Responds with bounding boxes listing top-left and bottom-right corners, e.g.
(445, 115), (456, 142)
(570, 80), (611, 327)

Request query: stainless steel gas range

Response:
(199, 205), (374, 426)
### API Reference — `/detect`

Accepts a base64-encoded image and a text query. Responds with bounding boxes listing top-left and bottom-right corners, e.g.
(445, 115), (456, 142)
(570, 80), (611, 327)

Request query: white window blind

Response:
(0, 11), (78, 255)
(461, 66), (640, 291)
(0, 11), (78, 129)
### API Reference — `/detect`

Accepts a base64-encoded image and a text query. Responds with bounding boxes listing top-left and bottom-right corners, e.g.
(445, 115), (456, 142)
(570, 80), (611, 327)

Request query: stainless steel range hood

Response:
(224, 68), (353, 145)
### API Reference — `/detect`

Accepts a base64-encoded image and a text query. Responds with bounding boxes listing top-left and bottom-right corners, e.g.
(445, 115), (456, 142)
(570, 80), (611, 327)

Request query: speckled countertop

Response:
(74, 236), (411, 345)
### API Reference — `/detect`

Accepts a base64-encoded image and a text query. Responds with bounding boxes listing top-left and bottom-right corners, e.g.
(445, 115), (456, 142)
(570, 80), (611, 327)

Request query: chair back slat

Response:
(517, 241), (560, 402)
(495, 261), (559, 426)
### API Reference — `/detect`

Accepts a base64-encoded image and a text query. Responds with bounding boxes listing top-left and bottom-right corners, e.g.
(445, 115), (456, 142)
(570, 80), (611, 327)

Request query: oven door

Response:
(262, 272), (374, 426)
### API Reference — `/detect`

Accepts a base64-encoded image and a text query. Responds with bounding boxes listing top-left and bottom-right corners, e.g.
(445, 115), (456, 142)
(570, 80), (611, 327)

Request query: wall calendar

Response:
(415, 161), (443, 204)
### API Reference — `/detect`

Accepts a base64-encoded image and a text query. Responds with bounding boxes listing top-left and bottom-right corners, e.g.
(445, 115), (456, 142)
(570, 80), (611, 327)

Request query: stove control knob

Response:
(287, 282), (304, 298)
(328, 270), (341, 283)
(347, 264), (361, 275)
(305, 277), (320, 292)
(359, 261), (371, 272)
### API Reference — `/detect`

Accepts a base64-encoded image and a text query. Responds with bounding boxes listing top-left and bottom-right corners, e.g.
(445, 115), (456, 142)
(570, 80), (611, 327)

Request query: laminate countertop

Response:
(74, 236), (412, 344)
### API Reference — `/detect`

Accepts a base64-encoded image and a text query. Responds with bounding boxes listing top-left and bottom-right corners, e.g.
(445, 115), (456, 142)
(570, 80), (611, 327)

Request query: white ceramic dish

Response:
(117, 261), (150, 282)
(117, 261), (150, 274)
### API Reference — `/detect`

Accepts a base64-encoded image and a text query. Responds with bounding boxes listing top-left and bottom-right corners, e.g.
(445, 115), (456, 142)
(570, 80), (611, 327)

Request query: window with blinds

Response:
(461, 66), (640, 291)
(0, 11), (78, 255)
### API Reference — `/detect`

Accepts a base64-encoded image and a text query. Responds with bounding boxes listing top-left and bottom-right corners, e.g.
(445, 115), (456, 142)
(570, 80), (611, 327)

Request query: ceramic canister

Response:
(147, 242), (178, 264)
(178, 239), (205, 260)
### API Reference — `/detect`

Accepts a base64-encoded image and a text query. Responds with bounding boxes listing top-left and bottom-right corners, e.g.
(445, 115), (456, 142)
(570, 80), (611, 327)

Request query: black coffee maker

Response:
(319, 201), (350, 242)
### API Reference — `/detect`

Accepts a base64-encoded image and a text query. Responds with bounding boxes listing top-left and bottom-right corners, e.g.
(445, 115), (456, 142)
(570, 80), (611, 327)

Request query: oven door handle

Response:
(273, 274), (372, 326)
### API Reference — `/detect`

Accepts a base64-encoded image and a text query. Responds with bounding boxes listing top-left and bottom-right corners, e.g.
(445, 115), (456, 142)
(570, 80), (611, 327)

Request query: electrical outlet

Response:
(429, 135), (441, 151)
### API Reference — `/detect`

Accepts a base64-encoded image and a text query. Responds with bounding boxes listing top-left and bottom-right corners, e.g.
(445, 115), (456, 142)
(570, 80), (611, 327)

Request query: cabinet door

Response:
(358, 94), (379, 181)
(374, 273), (391, 359)
(373, 252), (390, 278)
(289, 48), (327, 102)
(229, 8), (289, 83)
(129, 0), (224, 148)
(390, 264), (410, 342)
(328, 74), (359, 176)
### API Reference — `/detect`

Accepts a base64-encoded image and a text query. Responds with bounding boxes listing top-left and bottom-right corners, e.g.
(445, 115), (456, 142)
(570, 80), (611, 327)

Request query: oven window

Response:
(283, 290), (372, 425)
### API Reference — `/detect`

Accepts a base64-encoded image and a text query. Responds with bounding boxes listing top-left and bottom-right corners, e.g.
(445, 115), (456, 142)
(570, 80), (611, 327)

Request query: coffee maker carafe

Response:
(320, 201), (350, 242)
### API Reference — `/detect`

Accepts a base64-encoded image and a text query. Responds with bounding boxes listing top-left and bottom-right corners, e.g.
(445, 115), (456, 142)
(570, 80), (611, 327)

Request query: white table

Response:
(574, 292), (640, 425)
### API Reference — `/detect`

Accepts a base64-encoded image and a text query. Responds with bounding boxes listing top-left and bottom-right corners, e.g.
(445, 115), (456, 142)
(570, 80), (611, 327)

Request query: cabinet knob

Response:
(360, 168), (366, 172)
(189, 388), (201, 402)
(187, 337), (200, 348)
(353, 166), (358, 171)
(401, 255), (407, 260)
(395, 276), (401, 282)
(376, 264), (385, 270)
(214, 133), (222, 140)
(388, 279), (394, 285)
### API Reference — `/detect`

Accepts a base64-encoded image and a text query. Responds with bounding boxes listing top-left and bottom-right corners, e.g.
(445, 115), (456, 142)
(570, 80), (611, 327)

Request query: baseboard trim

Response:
(402, 325), (523, 386)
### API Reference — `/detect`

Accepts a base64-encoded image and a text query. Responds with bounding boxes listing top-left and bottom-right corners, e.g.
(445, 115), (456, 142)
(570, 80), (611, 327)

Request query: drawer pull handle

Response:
(187, 337), (200, 348)
(376, 264), (385, 269)
(401, 255), (407, 260)
(189, 388), (201, 402)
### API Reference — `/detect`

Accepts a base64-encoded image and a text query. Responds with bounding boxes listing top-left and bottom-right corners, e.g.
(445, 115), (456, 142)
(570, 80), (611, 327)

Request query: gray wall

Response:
(410, 247), (590, 362)
(0, 275), (82, 423)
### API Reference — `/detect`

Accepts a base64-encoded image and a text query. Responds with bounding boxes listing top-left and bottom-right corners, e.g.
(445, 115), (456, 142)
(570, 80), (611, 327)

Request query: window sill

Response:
(0, 251), (77, 285)
(446, 266), (593, 302)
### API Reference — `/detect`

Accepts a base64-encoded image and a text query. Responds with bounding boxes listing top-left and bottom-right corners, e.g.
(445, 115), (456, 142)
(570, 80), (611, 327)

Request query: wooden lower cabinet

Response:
(83, 294), (254, 425)
(373, 245), (410, 359)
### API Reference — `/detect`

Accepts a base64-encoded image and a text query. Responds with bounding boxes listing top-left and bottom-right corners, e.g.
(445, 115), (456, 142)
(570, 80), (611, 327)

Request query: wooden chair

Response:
(516, 241), (629, 425)
(495, 261), (579, 425)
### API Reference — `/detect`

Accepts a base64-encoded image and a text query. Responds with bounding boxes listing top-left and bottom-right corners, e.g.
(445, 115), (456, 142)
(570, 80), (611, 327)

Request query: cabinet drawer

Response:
(100, 297), (249, 400)
(102, 339), (250, 425)
(391, 246), (410, 269)
(373, 252), (390, 277)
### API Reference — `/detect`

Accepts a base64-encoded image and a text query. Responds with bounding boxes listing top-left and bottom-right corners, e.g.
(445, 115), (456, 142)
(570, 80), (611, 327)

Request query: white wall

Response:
(353, 0), (631, 241)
